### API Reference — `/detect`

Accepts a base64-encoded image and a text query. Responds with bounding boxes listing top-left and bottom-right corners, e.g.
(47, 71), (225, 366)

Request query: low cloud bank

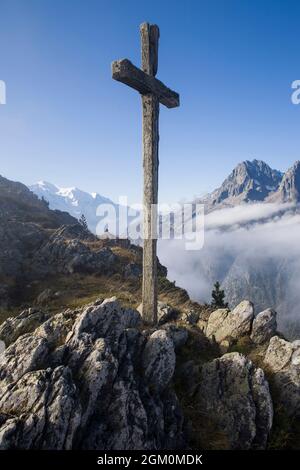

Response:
(158, 203), (300, 337)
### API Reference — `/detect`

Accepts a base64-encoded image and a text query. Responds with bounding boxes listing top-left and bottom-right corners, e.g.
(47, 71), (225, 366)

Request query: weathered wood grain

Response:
(142, 93), (159, 324)
(140, 22), (159, 76)
(112, 59), (179, 109)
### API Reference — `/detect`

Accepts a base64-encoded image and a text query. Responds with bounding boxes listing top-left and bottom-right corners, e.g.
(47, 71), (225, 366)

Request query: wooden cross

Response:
(112, 23), (180, 325)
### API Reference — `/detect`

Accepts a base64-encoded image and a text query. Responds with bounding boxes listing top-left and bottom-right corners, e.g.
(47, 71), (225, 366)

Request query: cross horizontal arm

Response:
(112, 59), (179, 108)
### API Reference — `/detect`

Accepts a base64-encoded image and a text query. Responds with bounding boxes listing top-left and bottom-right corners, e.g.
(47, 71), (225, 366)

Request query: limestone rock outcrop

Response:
(196, 352), (273, 449)
(250, 308), (277, 345)
(0, 297), (289, 450)
(142, 330), (176, 391)
(137, 301), (176, 325)
(0, 308), (50, 347)
(206, 301), (254, 350)
(0, 298), (186, 450)
(264, 335), (300, 417)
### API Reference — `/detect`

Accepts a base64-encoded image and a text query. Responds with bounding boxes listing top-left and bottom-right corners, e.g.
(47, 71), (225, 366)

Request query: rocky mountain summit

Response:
(196, 159), (300, 211)
(201, 159), (283, 209)
(0, 296), (299, 450)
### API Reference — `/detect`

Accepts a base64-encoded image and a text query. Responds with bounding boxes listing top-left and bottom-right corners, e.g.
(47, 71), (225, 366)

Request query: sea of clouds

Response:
(158, 202), (300, 337)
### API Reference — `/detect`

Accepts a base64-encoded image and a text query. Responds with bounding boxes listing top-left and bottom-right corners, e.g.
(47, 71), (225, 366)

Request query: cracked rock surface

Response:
(0, 298), (186, 450)
(195, 352), (273, 449)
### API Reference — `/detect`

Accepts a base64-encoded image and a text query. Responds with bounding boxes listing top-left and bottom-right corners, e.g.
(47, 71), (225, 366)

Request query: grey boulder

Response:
(264, 335), (300, 417)
(142, 330), (176, 391)
(196, 352), (273, 449)
(206, 301), (254, 350)
(0, 298), (185, 450)
(250, 308), (277, 344)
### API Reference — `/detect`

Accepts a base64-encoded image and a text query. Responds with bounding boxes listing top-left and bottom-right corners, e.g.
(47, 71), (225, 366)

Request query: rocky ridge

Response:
(0, 296), (298, 450)
(268, 160), (300, 203)
(196, 159), (300, 210)
(197, 159), (283, 210)
(0, 298), (185, 450)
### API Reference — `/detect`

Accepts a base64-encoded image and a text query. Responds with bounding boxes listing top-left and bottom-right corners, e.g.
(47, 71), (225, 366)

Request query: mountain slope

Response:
(0, 175), (77, 228)
(0, 174), (177, 317)
(199, 159), (283, 210)
(267, 160), (300, 203)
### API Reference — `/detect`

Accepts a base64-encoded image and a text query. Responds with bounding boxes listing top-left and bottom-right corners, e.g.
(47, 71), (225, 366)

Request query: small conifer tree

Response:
(79, 213), (88, 230)
(211, 281), (228, 308)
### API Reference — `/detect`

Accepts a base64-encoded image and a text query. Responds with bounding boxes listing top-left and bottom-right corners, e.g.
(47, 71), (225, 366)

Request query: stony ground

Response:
(0, 295), (299, 450)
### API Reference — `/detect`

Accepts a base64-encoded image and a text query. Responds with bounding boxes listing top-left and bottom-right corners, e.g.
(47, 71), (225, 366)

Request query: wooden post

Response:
(141, 24), (159, 324)
(142, 93), (159, 324)
(112, 23), (179, 325)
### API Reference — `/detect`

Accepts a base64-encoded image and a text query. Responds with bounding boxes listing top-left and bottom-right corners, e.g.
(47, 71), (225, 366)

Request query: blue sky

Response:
(1, 0), (300, 203)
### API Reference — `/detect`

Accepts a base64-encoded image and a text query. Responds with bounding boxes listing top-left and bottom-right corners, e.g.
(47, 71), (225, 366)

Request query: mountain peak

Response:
(35, 181), (59, 193)
(29, 181), (117, 233)
(208, 159), (283, 208)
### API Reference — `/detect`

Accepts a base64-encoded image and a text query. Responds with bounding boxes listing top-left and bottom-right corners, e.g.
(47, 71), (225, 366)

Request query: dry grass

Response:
(0, 272), (197, 328)
(228, 336), (268, 369)
(34, 274), (142, 313)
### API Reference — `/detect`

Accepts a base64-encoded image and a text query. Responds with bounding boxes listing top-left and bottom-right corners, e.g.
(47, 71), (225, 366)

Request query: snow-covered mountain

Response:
(29, 181), (119, 234)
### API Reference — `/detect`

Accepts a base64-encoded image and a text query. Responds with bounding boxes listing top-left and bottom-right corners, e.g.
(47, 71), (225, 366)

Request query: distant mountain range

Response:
(29, 160), (300, 235)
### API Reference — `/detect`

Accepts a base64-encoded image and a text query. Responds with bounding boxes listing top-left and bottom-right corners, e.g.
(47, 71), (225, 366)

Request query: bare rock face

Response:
(137, 301), (176, 326)
(142, 330), (176, 391)
(264, 336), (300, 417)
(0, 366), (81, 450)
(202, 160), (283, 208)
(160, 324), (188, 350)
(0, 296), (281, 451)
(206, 301), (254, 350)
(0, 298), (186, 450)
(264, 336), (295, 372)
(0, 334), (49, 388)
(268, 160), (300, 203)
(0, 308), (50, 347)
(250, 308), (277, 345)
(35, 228), (117, 277)
(196, 352), (273, 449)
(206, 308), (229, 339)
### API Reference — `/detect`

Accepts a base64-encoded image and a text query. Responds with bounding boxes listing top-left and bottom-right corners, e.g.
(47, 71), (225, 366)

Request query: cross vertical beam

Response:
(141, 24), (159, 324)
